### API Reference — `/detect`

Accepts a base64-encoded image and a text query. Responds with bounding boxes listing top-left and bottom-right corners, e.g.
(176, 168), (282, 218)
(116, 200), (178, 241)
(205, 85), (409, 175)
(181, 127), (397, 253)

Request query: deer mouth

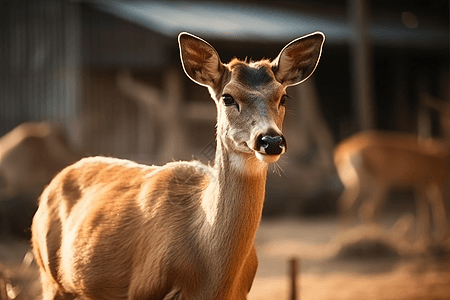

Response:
(254, 151), (282, 163)
(240, 142), (282, 163)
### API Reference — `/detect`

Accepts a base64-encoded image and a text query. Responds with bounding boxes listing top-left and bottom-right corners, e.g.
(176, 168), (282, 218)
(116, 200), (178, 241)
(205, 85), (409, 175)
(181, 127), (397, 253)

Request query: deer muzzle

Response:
(254, 133), (287, 162)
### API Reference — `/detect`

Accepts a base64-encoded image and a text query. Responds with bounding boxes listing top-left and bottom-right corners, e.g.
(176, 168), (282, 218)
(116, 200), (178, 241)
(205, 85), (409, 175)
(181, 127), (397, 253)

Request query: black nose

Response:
(257, 135), (286, 155)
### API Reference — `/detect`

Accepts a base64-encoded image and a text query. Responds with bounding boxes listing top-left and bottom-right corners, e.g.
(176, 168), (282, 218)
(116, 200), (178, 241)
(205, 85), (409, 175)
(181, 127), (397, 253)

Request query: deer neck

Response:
(198, 137), (267, 286)
(202, 137), (268, 230)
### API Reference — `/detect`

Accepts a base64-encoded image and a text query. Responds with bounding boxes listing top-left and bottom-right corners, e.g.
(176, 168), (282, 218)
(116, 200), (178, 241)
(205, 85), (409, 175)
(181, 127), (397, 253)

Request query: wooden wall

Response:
(0, 0), (80, 141)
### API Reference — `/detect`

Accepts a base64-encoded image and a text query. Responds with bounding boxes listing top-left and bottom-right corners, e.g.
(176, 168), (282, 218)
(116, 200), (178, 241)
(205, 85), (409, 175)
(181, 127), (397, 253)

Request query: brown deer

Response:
(0, 121), (79, 237)
(334, 130), (449, 242)
(31, 32), (324, 299)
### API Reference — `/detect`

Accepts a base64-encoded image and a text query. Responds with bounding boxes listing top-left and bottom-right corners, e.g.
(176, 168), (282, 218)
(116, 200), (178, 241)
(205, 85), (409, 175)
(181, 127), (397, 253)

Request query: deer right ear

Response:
(178, 32), (225, 89)
(272, 32), (325, 87)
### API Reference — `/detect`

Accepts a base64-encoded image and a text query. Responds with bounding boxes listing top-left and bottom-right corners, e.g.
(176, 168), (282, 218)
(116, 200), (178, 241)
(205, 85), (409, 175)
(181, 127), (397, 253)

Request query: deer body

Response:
(32, 32), (324, 299)
(334, 130), (449, 241)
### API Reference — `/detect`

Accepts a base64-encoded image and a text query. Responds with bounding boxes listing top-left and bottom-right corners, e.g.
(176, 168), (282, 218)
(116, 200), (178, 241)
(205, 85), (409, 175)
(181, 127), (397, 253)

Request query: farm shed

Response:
(1, 0), (448, 212)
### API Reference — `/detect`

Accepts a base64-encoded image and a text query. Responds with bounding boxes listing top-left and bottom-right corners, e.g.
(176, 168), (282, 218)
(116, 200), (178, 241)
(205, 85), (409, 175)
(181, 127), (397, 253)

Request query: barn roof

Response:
(92, 0), (447, 48)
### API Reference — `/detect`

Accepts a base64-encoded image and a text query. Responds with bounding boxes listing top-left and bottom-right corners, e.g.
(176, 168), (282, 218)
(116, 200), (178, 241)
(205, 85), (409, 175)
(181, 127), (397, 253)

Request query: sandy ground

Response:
(250, 217), (450, 300)
(1, 217), (449, 300)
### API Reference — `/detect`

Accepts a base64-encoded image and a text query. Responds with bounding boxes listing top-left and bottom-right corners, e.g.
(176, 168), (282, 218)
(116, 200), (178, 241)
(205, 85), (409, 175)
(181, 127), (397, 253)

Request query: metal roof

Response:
(93, 0), (447, 47)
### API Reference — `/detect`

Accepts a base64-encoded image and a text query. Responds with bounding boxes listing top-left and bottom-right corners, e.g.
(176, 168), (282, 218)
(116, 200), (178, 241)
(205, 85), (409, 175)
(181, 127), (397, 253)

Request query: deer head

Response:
(179, 32), (324, 163)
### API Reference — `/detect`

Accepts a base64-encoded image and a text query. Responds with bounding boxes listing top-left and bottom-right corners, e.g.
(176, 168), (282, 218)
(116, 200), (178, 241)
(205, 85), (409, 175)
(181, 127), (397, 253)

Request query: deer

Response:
(334, 130), (449, 244)
(31, 31), (325, 300)
(0, 121), (79, 237)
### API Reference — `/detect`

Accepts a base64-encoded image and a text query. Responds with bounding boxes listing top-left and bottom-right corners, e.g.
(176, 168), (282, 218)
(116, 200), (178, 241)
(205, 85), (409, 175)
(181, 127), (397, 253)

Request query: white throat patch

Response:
(229, 153), (267, 176)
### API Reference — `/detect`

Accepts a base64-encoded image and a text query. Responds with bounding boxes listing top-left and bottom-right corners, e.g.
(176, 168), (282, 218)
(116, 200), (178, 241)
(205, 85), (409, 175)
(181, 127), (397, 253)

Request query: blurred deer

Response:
(334, 130), (449, 242)
(0, 121), (79, 237)
(421, 92), (450, 139)
(31, 32), (324, 299)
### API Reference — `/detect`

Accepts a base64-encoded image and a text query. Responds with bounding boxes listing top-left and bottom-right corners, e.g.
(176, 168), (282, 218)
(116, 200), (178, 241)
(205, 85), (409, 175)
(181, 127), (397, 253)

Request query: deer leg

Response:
(338, 182), (362, 225)
(427, 183), (449, 241)
(357, 182), (388, 224)
(416, 187), (432, 246)
(35, 260), (77, 300)
(38, 271), (76, 300)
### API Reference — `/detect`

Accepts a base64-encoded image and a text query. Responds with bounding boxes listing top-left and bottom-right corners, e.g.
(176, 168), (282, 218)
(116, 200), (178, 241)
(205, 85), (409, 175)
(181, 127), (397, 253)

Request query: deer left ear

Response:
(272, 32), (325, 87)
(178, 32), (225, 90)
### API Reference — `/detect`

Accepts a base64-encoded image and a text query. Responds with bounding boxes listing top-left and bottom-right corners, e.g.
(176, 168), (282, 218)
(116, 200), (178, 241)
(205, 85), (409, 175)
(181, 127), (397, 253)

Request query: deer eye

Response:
(222, 94), (237, 106)
(279, 94), (289, 107)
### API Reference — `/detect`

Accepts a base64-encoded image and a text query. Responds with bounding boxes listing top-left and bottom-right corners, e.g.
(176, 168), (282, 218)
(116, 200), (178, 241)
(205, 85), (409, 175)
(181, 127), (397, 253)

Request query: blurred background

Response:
(0, 0), (449, 299)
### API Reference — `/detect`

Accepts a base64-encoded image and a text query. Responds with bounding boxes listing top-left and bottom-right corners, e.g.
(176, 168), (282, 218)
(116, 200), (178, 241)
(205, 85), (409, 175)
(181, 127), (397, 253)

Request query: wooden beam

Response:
(350, 0), (375, 130)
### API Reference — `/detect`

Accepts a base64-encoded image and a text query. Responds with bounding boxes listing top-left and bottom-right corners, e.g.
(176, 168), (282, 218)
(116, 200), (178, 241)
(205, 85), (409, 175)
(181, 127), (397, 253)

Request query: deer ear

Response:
(272, 32), (325, 87)
(179, 32), (225, 89)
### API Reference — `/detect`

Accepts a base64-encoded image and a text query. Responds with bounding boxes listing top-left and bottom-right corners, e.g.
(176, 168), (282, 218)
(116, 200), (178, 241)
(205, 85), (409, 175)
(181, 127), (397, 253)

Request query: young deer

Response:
(31, 32), (324, 300)
(334, 130), (449, 242)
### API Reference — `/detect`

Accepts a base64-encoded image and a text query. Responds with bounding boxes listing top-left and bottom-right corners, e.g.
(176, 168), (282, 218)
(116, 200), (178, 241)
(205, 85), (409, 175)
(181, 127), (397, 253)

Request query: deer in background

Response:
(0, 121), (79, 237)
(334, 130), (449, 243)
(31, 32), (324, 299)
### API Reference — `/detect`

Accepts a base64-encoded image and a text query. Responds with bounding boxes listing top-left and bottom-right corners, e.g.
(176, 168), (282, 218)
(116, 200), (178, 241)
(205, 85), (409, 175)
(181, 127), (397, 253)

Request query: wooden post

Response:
(161, 66), (186, 162)
(349, 0), (375, 130)
(289, 257), (300, 300)
(294, 78), (335, 172)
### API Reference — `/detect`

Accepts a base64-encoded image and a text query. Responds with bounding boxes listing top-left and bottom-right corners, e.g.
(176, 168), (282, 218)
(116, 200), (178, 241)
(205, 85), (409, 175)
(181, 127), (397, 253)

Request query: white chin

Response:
(255, 152), (280, 163)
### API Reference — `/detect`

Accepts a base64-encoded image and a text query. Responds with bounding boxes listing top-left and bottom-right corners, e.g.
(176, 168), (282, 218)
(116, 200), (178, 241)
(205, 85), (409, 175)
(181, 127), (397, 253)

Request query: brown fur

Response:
(32, 32), (324, 299)
(334, 130), (449, 241)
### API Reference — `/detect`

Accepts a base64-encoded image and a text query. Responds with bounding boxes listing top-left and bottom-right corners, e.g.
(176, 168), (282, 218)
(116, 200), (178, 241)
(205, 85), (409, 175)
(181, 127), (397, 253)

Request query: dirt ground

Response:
(1, 216), (449, 300)
(250, 217), (450, 300)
